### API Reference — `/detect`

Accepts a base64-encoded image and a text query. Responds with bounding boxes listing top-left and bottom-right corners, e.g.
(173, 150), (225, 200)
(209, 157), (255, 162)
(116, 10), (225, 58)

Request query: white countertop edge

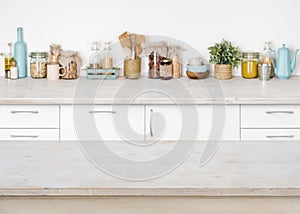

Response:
(1, 98), (300, 105)
(1, 188), (300, 197)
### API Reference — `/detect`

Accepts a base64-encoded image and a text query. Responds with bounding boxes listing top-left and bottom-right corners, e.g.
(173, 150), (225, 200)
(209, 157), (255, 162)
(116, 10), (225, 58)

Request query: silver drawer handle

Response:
(266, 135), (294, 139)
(89, 111), (117, 114)
(10, 135), (39, 138)
(11, 110), (39, 114)
(266, 111), (294, 114)
(150, 109), (154, 137)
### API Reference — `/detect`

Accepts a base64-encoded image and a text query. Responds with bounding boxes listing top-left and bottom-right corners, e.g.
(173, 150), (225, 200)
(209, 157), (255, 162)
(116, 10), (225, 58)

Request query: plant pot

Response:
(214, 64), (232, 80)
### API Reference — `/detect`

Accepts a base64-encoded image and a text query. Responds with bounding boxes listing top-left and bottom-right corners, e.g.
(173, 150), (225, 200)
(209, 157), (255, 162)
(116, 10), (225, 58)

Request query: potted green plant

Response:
(208, 39), (241, 79)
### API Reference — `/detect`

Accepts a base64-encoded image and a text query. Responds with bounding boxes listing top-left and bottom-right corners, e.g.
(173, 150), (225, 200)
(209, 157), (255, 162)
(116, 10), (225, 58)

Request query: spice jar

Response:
(29, 52), (48, 78)
(241, 52), (259, 78)
(160, 58), (173, 80)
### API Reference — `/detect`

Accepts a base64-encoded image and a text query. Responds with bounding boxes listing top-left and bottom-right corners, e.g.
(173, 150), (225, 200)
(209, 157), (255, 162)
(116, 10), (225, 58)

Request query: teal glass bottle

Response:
(14, 27), (27, 78)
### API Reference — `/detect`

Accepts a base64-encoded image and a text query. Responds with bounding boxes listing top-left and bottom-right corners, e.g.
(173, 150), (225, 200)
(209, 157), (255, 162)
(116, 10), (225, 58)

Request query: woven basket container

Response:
(124, 58), (141, 79)
(214, 64), (232, 79)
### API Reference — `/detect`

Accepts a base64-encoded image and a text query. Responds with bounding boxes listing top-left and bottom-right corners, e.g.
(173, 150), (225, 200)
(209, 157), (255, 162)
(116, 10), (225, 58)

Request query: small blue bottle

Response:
(14, 27), (27, 78)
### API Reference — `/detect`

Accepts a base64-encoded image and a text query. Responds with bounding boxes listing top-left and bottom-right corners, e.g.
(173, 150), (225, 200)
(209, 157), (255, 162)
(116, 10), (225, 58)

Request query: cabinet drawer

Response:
(60, 105), (144, 141)
(0, 129), (59, 141)
(0, 105), (59, 128)
(241, 105), (300, 128)
(241, 129), (300, 141)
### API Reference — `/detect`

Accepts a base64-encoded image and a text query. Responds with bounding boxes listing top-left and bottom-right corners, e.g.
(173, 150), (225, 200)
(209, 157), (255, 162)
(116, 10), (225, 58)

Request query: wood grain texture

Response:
(0, 141), (299, 196)
(1, 76), (300, 104)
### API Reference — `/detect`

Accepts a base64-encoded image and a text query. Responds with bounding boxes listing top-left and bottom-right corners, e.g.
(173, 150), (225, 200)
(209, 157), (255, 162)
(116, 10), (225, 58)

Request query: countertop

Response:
(0, 140), (299, 197)
(1, 76), (300, 104)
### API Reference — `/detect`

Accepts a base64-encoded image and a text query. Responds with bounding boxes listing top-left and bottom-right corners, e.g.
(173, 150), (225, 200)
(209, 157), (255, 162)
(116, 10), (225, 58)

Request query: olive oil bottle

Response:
(4, 43), (13, 79)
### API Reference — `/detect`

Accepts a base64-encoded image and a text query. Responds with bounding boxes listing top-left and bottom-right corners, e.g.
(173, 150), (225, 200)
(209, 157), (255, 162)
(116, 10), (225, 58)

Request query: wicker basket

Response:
(214, 64), (232, 79)
(124, 58), (141, 79)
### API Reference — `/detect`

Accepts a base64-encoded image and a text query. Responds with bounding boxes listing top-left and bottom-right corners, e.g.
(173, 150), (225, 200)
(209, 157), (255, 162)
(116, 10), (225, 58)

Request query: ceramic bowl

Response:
(186, 64), (208, 73)
(186, 71), (209, 79)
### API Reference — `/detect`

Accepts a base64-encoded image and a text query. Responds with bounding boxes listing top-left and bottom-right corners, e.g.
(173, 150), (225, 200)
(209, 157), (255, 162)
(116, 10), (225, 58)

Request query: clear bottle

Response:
(101, 41), (113, 69)
(89, 42), (101, 69)
(171, 48), (181, 78)
(259, 41), (275, 78)
(14, 27), (27, 78)
(4, 43), (13, 79)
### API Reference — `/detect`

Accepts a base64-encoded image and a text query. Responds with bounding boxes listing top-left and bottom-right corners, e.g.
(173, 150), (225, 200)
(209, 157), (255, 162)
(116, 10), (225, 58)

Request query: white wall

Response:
(1, 0), (300, 76)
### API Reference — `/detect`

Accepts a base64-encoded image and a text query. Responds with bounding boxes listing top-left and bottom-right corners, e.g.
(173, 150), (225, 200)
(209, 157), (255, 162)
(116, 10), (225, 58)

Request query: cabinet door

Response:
(145, 105), (184, 141)
(197, 105), (240, 141)
(60, 105), (144, 141)
(145, 105), (240, 141)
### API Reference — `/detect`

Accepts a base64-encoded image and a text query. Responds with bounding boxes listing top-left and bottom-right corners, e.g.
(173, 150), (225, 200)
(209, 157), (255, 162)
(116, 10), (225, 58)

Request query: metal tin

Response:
(259, 64), (271, 81)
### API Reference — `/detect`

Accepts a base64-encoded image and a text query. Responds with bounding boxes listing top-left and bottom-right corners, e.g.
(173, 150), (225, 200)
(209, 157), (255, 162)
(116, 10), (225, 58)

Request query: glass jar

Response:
(160, 58), (173, 80)
(89, 42), (101, 69)
(61, 61), (79, 79)
(148, 51), (162, 79)
(241, 52), (259, 78)
(29, 52), (48, 78)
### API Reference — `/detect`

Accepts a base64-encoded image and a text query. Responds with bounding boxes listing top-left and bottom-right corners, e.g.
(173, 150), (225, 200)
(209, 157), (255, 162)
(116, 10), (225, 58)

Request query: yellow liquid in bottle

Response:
(5, 57), (13, 71)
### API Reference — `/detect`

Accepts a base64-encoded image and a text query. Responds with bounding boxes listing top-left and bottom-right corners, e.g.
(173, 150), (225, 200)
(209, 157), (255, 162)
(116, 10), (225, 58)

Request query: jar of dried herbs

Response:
(241, 52), (259, 78)
(29, 52), (48, 78)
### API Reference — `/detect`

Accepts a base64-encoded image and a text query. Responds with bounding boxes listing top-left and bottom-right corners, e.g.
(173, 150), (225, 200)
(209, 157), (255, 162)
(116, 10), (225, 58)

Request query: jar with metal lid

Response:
(241, 52), (259, 78)
(160, 58), (173, 80)
(29, 52), (48, 78)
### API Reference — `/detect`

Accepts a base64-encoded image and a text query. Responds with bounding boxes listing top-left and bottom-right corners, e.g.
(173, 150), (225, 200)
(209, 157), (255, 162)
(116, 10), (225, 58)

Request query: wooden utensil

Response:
(118, 31), (131, 49)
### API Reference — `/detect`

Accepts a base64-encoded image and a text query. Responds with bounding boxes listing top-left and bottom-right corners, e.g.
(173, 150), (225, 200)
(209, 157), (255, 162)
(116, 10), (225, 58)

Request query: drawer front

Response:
(241, 105), (300, 128)
(241, 129), (300, 141)
(0, 105), (59, 128)
(0, 129), (59, 141)
(60, 105), (144, 141)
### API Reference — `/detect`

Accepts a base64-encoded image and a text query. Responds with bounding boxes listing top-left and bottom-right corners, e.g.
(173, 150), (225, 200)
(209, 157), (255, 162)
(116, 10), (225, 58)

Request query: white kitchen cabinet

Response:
(241, 129), (300, 141)
(241, 105), (300, 128)
(0, 129), (59, 141)
(241, 105), (300, 141)
(60, 105), (144, 141)
(197, 105), (240, 141)
(0, 105), (59, 128)
(0, 105), (60, 141)
(145, 105), (240, 141)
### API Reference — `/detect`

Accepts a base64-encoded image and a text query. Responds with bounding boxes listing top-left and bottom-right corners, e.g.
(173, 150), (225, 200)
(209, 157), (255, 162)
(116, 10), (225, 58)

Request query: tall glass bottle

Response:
(14, 27), (27, 78)
(259, 41), (275, 78)
(89, 42), (101, 69)
(101, 41), (113, 69)
(4, 43), (13, 79)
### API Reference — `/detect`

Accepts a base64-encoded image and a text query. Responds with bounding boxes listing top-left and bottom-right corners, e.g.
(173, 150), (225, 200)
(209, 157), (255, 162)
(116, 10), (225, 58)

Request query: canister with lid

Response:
(160, 58), (173, 80)
(29, 52), (48, 78)
(241, 52), (259, 78)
